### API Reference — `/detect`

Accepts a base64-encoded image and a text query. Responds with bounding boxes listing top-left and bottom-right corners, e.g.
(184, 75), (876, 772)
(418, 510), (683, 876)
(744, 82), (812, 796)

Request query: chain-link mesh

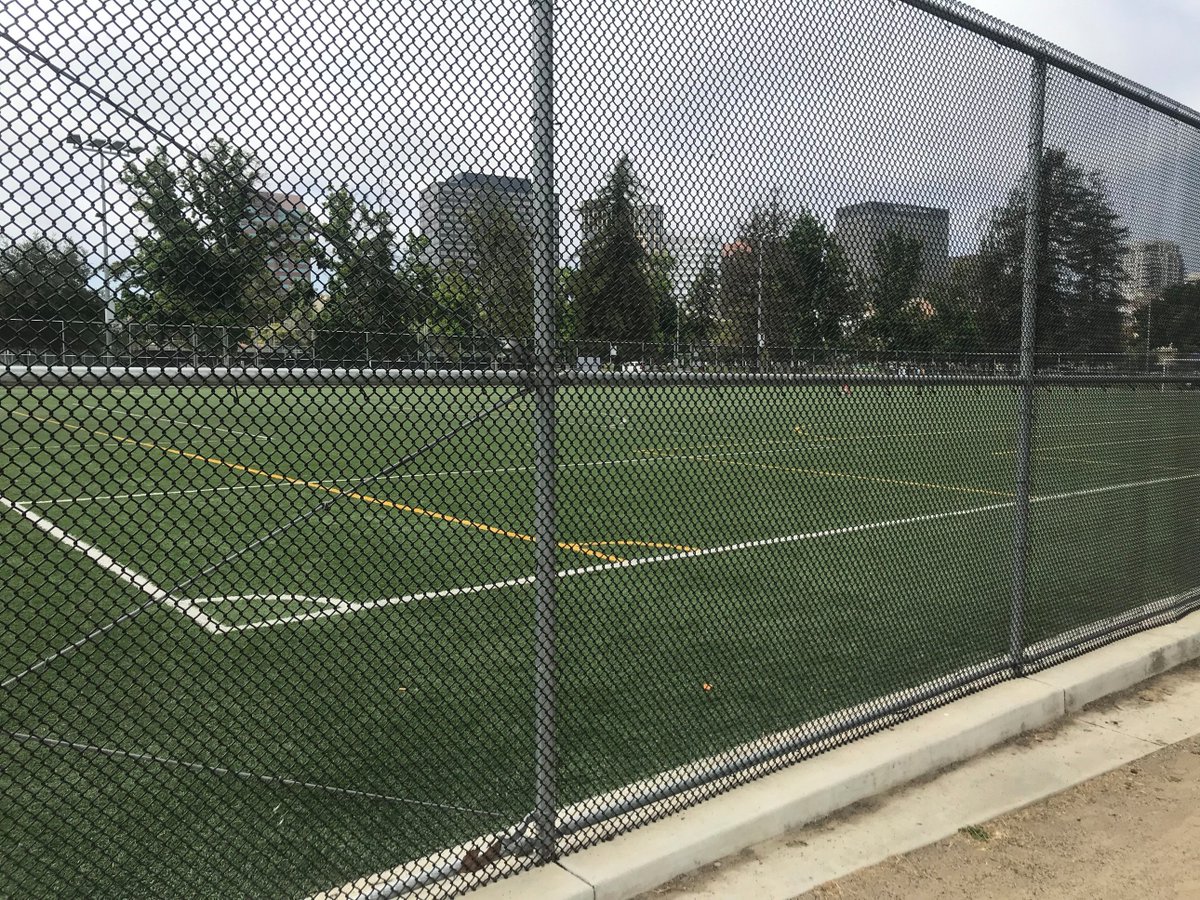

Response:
(2, 0), (1199, 895)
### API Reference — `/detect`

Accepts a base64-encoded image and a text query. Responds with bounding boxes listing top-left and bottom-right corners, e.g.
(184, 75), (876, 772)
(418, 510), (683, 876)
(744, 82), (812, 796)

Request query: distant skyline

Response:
(2, 0), (1198, 277)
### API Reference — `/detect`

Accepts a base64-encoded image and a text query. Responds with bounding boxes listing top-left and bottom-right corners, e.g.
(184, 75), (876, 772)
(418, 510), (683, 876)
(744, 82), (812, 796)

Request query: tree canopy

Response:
(0, 237), (102, 351)
(974, 148), (1129, 354)
(575, 155), (658, 348)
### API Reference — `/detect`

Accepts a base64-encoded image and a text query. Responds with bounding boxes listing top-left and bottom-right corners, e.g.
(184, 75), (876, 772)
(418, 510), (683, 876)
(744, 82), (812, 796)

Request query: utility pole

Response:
(63, 134), (143, 361)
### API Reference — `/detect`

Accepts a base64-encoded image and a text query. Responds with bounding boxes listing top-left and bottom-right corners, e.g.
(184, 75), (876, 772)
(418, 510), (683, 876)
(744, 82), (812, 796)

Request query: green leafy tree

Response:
(913, 282), (983, 357)
(725, 202), (791, 358)
(649, 251), (677, 351)
(116, 140), (286, 327)
(429, 264), (479, 339)
(975, 148), (1128, 353)
(681, 258), (718, 348)
(780, 211), (858, 355)
(556, 265), (578, 345)
(0, 237), (102, 350)
(859, 228), (925, 353)
(317, 188), (417, 333)
(576, 155), (657, 348)
(1131, 281), (1200, 356)
(467, 202), (533, 346)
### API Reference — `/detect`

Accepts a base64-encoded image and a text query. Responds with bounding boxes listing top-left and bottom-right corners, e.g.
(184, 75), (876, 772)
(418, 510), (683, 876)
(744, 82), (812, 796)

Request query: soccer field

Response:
(2, 381), (1198, 897)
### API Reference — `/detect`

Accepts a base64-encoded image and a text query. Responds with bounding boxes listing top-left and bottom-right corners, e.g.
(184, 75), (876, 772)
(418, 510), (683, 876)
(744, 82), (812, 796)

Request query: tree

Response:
(317, 188), (418, 333)
(649, 251), (677, 351)
(724, 201), (791, 358)
(975, 148), (1128, 354)
(912, 282), (983, 357)
(780, 212), (858, 355)
(0, 237), (102, 351)
(467, 201), (533, 346)
(858, 228), (925, 353)
(576, 155), (657, 349)
(681, 258), (718, 349)
(1131, 282), (1200, 356)
(116, 140), (288, 327)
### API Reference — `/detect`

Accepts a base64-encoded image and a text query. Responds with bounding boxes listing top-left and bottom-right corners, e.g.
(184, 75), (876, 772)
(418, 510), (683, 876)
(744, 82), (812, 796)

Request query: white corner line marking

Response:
(0, 495), (226, 635)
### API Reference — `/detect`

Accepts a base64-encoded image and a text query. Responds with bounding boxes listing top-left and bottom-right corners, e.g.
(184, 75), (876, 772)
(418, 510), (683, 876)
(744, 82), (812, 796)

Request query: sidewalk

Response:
(641, 660), (1200, 899)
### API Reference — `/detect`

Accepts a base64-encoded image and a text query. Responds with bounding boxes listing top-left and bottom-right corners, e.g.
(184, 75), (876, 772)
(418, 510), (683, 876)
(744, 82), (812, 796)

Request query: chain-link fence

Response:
(2, 0), (1200, 896)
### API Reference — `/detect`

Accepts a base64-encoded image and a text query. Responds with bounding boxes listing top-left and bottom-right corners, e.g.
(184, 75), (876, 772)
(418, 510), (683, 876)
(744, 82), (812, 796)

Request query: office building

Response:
(1121, 240), (1184, 305)
(834, 202), (950, 289)
(417, 172), (536, 268)
(243, 191), (312, 295)
(579, 200), (667, 256)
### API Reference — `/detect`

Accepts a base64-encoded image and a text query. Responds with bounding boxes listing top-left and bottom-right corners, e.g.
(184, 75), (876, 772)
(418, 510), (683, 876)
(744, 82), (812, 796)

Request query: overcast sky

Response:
(968, 0), (1200, 110)
(2, 0), (1198, 276)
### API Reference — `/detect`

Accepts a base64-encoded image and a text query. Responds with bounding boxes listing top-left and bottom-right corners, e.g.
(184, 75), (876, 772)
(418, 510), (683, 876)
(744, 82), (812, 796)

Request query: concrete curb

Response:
(465, 613), (1200, 900)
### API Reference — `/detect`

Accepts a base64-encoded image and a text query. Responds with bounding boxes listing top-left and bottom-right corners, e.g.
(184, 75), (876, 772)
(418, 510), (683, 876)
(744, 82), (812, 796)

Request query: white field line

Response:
(73, 403), (272, 443)
(993, 432), (1200, 455)
(1031, 453), (1197, 473)
(4, 404), (268, 448)
(14, 440), (124, 451)
(813, 417), (1163, 444)
(0, 495), (224, 635)
(30, 481), (309, 507)
(227, 468), (1200, 632)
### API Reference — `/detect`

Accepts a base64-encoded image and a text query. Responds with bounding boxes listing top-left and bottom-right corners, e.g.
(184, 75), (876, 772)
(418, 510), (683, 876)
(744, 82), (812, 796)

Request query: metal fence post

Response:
(531, 0), (559, 863)
(1008, 55), (1046, 675)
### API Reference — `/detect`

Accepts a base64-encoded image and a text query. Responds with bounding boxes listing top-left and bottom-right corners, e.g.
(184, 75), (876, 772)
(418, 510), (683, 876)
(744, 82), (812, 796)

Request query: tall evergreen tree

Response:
(576, 156), (657, 348)
(975, 148), (1128, 353)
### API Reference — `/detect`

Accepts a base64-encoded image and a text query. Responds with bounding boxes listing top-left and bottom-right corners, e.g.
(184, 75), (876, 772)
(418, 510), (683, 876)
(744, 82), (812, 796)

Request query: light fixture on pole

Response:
(62, 133), (144, 357)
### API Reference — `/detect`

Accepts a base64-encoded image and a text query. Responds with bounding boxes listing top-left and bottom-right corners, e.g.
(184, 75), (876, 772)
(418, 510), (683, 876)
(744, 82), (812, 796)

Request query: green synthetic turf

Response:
(1, 382), (1197, 897)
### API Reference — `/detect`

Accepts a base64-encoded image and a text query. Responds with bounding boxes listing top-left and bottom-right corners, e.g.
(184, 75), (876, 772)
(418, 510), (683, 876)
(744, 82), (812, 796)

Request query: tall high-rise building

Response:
(579, 200), (667, 255)
(834, 202), (950, 290)
(243, 191), (312, 295)
(417, 173), (536, 268)
(1121, 240), (1184, 305)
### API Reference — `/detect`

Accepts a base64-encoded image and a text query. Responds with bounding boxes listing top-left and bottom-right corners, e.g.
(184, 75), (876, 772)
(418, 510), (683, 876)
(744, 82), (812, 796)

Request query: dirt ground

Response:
(800, 733), (1200, 900)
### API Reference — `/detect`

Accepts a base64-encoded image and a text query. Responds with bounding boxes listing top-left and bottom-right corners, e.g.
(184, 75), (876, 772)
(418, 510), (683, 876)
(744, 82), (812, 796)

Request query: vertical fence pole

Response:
(1009, 56), (1046, 675)
(531, 0), (559, 863)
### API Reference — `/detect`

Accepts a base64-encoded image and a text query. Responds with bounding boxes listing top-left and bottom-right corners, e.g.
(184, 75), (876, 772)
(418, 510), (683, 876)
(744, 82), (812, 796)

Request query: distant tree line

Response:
(4, 140), (1198, 366)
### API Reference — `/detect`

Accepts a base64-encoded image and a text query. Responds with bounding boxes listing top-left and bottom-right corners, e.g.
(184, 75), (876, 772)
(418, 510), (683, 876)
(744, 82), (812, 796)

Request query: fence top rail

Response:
(4, 363), (1198, 389)
(898, 0), (1200, 131)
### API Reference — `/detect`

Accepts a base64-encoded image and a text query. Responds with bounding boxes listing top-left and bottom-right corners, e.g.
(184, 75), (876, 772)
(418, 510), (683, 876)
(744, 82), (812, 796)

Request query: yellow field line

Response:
(579, 538), (700, 553)
(636, 438), (800, 454)
(10, 409), (624, 563)
(664, 452), (1016, 500)
(792, 425), (837, 441)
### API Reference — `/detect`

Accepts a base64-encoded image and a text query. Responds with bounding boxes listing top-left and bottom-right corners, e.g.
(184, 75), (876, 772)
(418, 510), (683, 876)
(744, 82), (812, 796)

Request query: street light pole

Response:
(63, 134), (143, 361)
(1145, 295), (1153, 374)
(755, 230), (764, 373)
